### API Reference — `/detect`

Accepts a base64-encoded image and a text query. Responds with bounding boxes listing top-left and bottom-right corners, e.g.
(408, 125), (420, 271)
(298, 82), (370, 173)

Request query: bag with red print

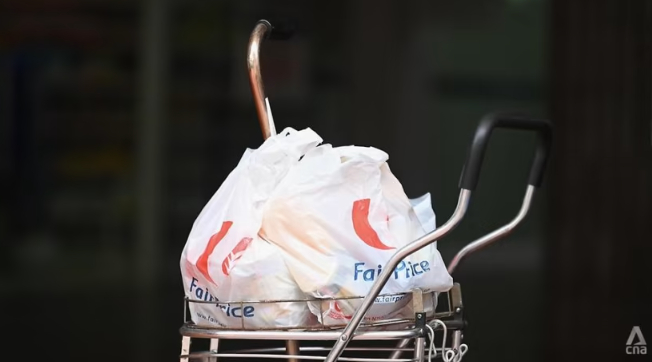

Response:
(260, 145), (453, 326)
(180, 127), (321, 328)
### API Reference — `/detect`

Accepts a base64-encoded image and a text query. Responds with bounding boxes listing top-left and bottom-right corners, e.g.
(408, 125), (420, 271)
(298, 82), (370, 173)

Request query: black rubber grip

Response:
(458, 113), (553, 190)
(258, 19), (295, 40)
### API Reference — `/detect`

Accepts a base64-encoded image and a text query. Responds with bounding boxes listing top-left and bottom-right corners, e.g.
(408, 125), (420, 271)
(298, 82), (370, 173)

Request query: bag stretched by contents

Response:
(180, 128), (321, 328)
(260, 144), (453, 325)
(180, 127), (453, 328)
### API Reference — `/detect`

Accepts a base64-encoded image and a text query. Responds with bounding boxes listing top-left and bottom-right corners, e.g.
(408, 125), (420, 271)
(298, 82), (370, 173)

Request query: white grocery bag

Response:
(260, 144), (453, 325)
(180, 128), (322, 328)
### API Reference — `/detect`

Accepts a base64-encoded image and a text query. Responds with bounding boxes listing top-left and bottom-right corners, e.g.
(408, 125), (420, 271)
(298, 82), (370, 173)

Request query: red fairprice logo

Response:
(352, 198), (395, 250)
(196, 221), (253, 285)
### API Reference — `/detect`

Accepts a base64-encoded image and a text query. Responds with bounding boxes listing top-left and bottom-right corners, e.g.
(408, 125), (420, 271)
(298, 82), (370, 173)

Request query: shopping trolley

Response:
(179, 20), (553, 362)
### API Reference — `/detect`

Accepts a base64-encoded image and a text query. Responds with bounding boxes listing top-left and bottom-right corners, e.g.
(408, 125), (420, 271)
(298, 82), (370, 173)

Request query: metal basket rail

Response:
(177, 19), (553, 362)
(180, 285), (467, 361)
(181, 289), (461, 332)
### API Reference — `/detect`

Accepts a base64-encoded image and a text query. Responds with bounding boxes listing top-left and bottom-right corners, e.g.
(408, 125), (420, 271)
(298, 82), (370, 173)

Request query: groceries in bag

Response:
(260, 143), (453, 325)
(180, 127), (453, 328)
(180, 128), (321, 328)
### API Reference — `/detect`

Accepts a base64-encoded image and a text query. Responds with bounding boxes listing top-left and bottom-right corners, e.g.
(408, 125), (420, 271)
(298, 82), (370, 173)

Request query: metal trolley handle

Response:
(248, 20), (300, 362)
(325, 114), (553, 362)
(248, 19), (295, 140)
(447, 113), (553, 273)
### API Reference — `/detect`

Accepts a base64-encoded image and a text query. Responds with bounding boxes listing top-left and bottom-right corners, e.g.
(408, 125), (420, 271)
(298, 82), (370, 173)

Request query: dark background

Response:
(1, 0), (650, 361)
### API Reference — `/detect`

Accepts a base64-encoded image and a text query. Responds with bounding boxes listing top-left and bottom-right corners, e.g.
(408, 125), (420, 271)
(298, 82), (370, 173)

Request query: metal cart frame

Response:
(179, 20), (552, 362)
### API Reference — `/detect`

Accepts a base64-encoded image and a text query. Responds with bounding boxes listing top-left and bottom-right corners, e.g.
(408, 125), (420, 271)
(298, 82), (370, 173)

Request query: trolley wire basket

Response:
(181, 285), (466, 361)
(179, 19), (553, 362)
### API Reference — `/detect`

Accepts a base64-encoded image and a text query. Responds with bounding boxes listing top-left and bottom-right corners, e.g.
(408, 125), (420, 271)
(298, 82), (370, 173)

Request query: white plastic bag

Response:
(260, 144), (453, 325)
(180, 128), (321, 328)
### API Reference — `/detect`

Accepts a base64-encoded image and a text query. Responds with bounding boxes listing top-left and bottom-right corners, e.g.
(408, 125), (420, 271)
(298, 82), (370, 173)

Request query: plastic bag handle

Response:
(247, 20), (296, 140)
(458, 113), (553, 190)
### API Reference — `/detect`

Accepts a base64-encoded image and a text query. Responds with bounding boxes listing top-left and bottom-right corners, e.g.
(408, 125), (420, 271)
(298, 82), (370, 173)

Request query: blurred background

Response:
(1, 0), (650, 361)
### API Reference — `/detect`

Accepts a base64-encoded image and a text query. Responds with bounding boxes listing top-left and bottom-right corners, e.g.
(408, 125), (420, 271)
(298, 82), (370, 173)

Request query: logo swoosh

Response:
(352, 199), (395, 250)
(222, 237), (253, 276)
(196, 221), (233, 285)
(333, 302), (352, 320)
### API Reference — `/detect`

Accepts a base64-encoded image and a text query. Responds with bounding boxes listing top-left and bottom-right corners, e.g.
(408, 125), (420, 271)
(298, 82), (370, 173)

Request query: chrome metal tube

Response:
(228, 347), (416, 353)
(414, 337), (425, 362)
(447, 185), (535, 274)
(451, 330), (462, 361)
(324, 190), (472, 362)
(183, 352), (414, 362)
(180, 325), (421, 340)
(247, 20), (273, 139)
(180, 336), (191, 362)
(389, 185), (535, 360)
(285, 340), (299, 362)
(209, 338), (219, 362)
(388, 339), (412, 360)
